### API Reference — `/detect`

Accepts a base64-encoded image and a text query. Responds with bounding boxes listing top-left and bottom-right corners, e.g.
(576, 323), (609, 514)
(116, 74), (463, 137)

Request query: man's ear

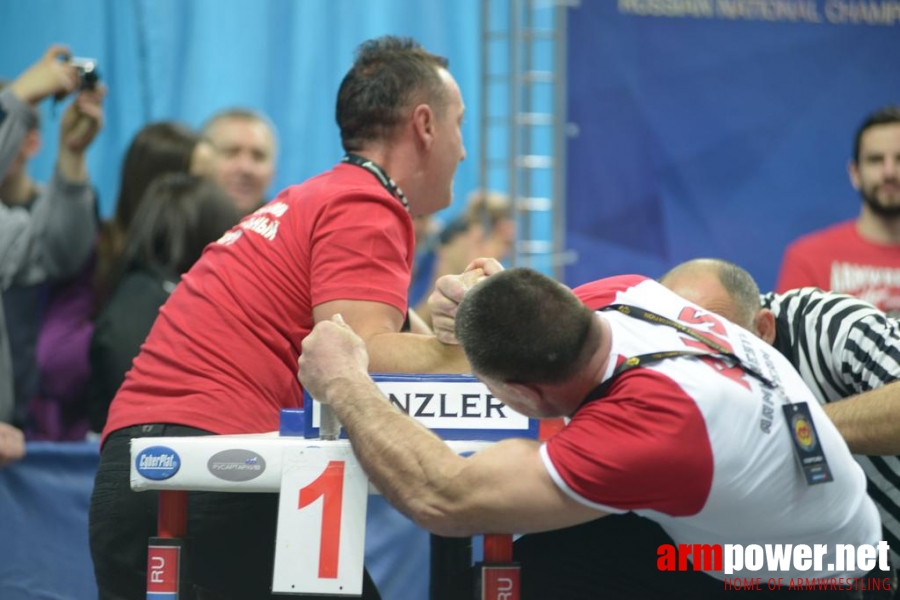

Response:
(504, 381), (542, 406)
(753, 309), (777, 345)
(848, 159), (861, 191)
(412, 103), (435, 150)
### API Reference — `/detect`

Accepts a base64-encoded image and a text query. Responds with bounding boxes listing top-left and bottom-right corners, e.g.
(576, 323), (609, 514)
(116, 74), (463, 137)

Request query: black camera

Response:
(70, 57), (100, 90)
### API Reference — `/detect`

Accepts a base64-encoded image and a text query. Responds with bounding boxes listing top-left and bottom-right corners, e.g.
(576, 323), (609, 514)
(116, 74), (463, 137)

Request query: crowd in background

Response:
(0, 45), (522, 457)
(0, 46), (278, 457)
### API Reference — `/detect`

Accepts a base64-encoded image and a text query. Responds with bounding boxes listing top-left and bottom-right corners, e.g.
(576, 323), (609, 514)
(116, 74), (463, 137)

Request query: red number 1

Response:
(298, 460), (345, 578)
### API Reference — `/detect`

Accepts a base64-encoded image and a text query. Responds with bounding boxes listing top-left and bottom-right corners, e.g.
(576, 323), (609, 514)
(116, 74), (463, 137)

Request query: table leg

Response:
(147, 490), (189, 598)
(478, 534), (520, 599)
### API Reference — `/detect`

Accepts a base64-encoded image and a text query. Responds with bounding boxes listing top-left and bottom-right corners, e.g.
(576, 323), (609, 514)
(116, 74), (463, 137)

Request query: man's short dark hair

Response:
(455, 268), (595, 384)
(336, 36), (449, 152)
(853, 105), (900, 164)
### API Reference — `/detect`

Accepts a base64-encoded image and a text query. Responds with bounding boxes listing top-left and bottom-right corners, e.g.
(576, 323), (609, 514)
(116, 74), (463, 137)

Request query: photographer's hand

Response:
(58, 86), (106, 182)
(9, 44), (78, 105)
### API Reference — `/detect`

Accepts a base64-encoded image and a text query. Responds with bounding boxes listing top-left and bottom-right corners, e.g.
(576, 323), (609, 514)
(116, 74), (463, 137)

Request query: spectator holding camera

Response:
(23, 121), (209, 442)
(0, 44), (104, 457)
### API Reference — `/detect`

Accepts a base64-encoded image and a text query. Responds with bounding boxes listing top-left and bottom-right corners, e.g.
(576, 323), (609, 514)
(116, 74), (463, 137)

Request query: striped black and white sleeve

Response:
(761, 287), (900, 404)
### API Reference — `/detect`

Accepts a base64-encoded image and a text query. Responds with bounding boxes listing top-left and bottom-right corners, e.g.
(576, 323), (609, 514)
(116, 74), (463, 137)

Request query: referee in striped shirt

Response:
(662, 258), (900, 597)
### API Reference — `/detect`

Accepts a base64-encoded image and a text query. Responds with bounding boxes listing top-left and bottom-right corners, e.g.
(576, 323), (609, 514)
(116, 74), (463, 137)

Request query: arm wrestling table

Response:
(129, 375), (533, 599)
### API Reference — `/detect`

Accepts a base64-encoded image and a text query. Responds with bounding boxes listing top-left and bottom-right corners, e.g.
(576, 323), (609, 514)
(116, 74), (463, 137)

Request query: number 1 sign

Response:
(272, 443), (368, 596)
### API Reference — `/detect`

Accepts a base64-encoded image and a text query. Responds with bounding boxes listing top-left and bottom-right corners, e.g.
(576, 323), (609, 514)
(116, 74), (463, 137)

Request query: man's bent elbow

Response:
(401, 496), (481, 537)
(413, 510), (481, 538)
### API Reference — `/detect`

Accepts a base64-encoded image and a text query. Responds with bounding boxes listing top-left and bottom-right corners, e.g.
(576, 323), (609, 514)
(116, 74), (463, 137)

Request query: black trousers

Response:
(89, 424), (382, 600)
(513, 513), (880, 600)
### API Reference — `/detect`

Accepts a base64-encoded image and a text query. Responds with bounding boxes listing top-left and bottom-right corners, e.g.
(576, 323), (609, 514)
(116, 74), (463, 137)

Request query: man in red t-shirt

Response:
(89, 36), (469, 600)
(776, 105), (900, 316)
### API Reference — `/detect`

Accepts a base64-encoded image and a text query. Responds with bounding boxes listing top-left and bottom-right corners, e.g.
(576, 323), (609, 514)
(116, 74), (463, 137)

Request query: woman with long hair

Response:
(87, 173), (239, 432)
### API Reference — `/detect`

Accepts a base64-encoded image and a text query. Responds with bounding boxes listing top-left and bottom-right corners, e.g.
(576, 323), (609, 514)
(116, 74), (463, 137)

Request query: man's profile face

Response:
(851, 122), (900, 217)
(206, 117), (276, 215)
(418, 68), (466, 217)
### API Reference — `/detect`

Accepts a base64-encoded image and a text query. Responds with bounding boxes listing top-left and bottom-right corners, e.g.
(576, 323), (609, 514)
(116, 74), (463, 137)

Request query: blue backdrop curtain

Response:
(0, 0), (482, 224)
(4, 1), (900, 288)
(564, 1), (900, 290)
(0, 3), (481, 596)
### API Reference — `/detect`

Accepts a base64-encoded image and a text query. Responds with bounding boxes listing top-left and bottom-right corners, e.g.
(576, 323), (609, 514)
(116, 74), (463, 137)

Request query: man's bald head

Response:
(659, 258), (761, 331)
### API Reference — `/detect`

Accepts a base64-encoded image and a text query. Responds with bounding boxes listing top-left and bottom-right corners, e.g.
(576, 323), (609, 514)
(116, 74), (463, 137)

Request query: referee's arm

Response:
(825, 382), (900, 455)
(822, 305), (900, 455)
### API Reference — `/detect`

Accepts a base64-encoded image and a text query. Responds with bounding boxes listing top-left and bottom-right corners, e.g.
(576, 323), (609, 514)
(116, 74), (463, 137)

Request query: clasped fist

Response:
(298, 314), (369, 403)
(429, 257), (504, 345)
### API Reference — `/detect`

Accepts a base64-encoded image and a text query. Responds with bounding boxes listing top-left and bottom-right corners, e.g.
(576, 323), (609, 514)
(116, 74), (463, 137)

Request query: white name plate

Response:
(303, 374), (538, 441)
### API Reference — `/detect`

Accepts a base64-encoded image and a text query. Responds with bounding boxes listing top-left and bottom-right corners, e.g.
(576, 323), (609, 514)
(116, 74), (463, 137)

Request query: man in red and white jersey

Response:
(300, 268), (881, 599)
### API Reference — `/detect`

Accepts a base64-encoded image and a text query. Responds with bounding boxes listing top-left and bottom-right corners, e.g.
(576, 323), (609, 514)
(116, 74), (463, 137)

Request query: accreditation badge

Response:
(782, 402), (833, 485)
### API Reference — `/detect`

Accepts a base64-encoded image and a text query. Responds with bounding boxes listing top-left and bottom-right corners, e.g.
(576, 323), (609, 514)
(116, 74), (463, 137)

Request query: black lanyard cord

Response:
(578, 304), (777, 408)
(342, 153), (409, 211)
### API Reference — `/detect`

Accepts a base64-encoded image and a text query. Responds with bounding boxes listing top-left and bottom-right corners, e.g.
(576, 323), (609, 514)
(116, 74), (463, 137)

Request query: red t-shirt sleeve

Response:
(776, 242), (820, 293)
(544, 369), (714, 516)
(310, 191), (413, 314)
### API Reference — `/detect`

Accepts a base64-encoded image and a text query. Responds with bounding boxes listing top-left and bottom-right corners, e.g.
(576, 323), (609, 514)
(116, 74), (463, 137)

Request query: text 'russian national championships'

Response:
(618, 0), (900, 26)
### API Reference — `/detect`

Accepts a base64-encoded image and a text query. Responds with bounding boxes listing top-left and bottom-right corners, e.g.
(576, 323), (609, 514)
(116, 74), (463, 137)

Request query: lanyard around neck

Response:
(578, 303), (776, 407)
(342, 153), (409, 212)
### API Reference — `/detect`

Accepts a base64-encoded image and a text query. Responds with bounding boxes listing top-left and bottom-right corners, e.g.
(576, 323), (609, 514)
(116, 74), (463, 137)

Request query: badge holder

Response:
(782, 402), (833, 485)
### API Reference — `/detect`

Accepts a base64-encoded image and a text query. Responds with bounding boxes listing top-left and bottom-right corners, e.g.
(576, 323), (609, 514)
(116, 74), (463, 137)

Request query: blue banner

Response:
(565, 0), (900, 291)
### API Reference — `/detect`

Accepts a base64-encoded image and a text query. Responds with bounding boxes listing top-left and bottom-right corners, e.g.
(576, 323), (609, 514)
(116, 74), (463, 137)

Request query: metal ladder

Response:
(479, 0), (575, 279)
